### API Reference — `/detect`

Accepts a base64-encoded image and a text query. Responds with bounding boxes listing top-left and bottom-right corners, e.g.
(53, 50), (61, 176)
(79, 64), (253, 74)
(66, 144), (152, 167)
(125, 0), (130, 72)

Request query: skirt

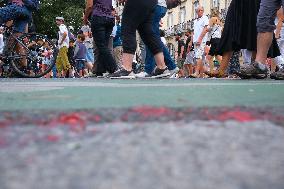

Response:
(218, 0), (260, 55)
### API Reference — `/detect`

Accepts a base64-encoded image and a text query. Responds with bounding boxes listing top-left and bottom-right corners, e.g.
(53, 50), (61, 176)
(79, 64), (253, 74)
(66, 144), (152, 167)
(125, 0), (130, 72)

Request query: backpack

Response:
(166, 0), (181, 10)
(23, 0), (40, 11)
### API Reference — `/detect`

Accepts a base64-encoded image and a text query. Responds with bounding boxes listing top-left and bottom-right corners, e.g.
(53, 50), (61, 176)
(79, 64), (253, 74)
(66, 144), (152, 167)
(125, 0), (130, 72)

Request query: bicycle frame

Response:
(4, 33), (31, 60)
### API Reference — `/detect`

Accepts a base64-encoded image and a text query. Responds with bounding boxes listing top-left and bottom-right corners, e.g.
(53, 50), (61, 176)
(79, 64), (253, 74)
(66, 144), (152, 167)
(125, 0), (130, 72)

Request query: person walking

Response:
(84, 0), (117, 76)
(55, 17), (72, 78)
(141, 0), (178, 78)
(109, 0), (170, 79)
(238, 1), (284, 79)
(113, 16), (123, 68)
(192, 6), (209, 78)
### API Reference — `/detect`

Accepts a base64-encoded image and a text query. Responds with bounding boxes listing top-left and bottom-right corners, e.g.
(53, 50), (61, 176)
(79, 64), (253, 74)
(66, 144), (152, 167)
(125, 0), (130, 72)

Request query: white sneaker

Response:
(169, 67), (179, 76)
(170, 67), (179, 79)
(135, 71), (150, 78)
(170, 73), (179, 79)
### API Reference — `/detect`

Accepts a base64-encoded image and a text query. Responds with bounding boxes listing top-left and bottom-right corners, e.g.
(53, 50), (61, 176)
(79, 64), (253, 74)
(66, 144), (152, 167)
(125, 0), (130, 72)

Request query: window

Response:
(192, 1), (199, 19)
(167, 12), (174, 28)
(179, 7), (186, 24)
(211, 0), (219, 9)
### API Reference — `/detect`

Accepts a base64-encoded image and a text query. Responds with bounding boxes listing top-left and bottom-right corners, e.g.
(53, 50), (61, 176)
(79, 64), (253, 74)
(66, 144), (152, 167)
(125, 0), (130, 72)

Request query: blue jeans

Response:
(145, 6), (176, 74)
(0, 4), (32, 33)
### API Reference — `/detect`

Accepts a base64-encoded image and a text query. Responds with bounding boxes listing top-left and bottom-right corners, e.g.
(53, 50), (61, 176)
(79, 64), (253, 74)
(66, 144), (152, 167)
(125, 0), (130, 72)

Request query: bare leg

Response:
(184, 64), (190, 77)
(154, 52), (166, 69)
(219, 51), (233, 76)
(122, 53), (134, 71)
(207, 55), (214, 73)
(85, 62), (93, 70)
(196, 58), (204, 77)
(255, 32), (273, 64)
(271, 58), (277, 73)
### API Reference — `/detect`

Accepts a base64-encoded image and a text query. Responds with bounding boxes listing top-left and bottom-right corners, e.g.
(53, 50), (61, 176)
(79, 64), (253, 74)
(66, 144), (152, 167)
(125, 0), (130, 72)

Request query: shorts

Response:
(257, 0), (284, 33)
(208, 38), (220, 56)
(56, 47), (71, 72)
(184, 51), (195, 65)
(194, 42), (206, 59)
(0, 4), (32, 33)
(75, 60), (85, 71)
(86, 48), (94, 63)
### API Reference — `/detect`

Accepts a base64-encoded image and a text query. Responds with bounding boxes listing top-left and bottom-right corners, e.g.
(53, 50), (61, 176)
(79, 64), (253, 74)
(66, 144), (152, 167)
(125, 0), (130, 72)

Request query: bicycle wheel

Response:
(10, 33), (55, 78)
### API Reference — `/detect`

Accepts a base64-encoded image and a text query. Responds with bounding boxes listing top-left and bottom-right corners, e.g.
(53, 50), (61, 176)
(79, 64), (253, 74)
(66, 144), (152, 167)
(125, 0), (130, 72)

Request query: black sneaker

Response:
(109, 69), (136, 79)
(270, 69), (284, 80)
(151, 67), (171, 78)
(237, 61), (268, 79)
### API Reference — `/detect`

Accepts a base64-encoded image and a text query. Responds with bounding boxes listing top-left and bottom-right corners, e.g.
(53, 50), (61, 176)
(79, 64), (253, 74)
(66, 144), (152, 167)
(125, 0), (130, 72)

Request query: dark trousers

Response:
(91, 16), (117, 75)
(121, 0), (162, 55)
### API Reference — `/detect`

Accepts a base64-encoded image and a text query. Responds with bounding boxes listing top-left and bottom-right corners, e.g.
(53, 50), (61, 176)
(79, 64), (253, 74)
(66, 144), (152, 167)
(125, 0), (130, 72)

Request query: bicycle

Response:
(0, 25), (55, 78)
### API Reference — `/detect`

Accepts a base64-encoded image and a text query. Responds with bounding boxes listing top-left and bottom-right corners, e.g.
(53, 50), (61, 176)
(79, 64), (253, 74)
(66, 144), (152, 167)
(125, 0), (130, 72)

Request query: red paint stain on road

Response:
(217, 111), (257, 122)
(46, 113), (87, 132)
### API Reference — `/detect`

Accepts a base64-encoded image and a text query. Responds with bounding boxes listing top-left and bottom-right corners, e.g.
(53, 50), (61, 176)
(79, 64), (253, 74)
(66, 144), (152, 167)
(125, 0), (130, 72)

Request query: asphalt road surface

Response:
(0, 78), (284, 189)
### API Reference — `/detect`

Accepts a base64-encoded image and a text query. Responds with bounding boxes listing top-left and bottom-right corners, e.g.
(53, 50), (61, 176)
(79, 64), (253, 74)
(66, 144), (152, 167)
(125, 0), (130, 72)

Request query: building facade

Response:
(161, 0), (232, 56)
(114, 0), (233, 58)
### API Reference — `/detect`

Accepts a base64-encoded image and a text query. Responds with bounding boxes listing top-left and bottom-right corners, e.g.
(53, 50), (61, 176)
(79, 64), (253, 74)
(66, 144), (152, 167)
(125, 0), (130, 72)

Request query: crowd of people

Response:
(0, 0), (284, 80)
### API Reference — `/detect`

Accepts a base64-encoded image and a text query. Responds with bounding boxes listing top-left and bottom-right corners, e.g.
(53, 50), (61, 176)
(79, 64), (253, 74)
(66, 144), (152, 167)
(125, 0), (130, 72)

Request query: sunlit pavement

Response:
(0, 78), (284, 189)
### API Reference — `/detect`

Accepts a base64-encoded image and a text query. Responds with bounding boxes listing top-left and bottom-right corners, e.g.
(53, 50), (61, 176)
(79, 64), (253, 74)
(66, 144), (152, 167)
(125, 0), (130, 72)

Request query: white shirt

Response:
(58, 24), (69, 48)
(111, 25), (117, 38)
(193, 15), (209, 43)
(158, 0), (167, 8)
(161, 37), (167, 45)
(0, 34), (4, 54)
(208, 24), (222, 39)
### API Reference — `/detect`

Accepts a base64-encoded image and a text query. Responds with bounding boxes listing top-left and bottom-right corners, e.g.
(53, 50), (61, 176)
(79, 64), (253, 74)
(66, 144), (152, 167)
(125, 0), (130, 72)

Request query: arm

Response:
(84, 0), (94, 25)
(197, 26), (209, 45)
(275, 8), (284, 39)
(60, 32), (68, 46)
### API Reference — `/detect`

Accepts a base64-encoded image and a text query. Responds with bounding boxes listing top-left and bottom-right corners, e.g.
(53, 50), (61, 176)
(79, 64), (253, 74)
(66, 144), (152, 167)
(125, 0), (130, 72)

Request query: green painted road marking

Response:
(0, 79), (284, 110)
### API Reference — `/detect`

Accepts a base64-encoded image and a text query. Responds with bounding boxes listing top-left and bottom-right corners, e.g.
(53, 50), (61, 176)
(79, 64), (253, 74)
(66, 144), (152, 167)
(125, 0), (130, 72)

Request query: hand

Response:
(197, 38), (202, 45)
(83, 16), (89, 25)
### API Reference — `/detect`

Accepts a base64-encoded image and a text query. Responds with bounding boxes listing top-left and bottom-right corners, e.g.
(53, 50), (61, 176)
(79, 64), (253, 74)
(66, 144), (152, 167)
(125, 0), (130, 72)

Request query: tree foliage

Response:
(0, 0), (85, 38)
(33, 0), (85, 38)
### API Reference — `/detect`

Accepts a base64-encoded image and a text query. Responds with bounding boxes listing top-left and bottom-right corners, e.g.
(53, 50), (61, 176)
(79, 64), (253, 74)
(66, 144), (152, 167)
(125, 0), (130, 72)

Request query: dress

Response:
(218, 0), (259, 55)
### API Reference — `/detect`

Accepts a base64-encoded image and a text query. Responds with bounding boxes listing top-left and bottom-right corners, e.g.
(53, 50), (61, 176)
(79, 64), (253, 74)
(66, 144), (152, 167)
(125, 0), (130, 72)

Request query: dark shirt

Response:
(74, 42), (87, 60)
(92, 0), (114, 18)
(183, 36), (193, 57)
(178, 40), (185, 57)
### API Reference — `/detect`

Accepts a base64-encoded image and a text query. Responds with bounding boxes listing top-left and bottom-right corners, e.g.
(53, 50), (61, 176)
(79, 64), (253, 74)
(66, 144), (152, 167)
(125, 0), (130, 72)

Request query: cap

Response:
(56, 17), (64, 21)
